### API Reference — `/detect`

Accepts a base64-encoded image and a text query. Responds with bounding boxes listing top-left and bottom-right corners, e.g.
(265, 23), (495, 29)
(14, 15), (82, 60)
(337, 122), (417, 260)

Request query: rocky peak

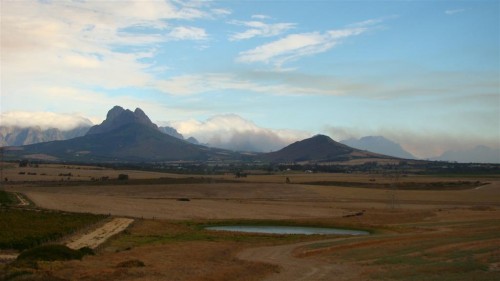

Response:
(86, 106), (158, 135)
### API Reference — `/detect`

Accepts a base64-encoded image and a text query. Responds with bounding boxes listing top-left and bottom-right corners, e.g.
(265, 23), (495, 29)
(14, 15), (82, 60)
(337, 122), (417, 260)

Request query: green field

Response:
(0, 209), (107, 250)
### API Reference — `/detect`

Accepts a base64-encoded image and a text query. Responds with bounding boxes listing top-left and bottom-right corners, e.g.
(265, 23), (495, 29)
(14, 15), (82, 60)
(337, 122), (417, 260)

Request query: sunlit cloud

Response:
(1, 0), (216, 102)
(169, 114), (311, 152)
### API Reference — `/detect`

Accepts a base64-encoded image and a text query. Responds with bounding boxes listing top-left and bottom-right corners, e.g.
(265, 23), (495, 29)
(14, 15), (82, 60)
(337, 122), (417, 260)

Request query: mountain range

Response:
(1, 106), (397, 163)
(0, 107), (196, 147)
(2, 106), (497, 163)
(1, 106), (233, 162)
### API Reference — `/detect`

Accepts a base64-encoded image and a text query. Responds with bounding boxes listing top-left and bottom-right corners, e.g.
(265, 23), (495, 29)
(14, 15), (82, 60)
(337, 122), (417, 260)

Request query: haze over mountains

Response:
(1, 107), (498, 163)
(340, 136), (416, 159)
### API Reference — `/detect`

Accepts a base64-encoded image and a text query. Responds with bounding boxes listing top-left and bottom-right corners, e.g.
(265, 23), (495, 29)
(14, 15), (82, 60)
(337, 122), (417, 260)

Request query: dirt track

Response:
(238, 239), (359, 281)
(65, 217), (134, 250)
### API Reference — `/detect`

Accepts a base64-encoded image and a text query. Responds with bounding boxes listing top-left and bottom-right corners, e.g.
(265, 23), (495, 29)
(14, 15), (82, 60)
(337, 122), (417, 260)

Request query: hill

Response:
(262, 134), (392, 163)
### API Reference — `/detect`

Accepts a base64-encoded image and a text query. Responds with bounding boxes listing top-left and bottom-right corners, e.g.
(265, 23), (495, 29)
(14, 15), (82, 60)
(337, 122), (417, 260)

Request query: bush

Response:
(78, 246), (95, 256)
(16, 244), (87, 262)
(118, 174), (129, 180)
(115, 259), (145, 268)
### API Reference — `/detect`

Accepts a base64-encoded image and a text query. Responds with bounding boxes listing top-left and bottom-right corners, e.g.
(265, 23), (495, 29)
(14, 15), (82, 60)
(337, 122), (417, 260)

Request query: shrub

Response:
(78, 246), (95, 256)
(16, 244), (86, 262)
(115, 259), (145, 268)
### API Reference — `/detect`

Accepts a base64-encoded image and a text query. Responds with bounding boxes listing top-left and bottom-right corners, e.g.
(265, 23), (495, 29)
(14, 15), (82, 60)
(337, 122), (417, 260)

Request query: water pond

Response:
(205, 225), (369, 236)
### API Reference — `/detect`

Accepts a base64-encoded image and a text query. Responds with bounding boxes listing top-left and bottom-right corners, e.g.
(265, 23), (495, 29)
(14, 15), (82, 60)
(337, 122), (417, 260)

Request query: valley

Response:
(1, 163), (499, 280)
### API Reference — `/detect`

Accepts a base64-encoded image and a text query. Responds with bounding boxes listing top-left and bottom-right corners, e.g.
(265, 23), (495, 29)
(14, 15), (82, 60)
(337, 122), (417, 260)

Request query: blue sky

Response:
(1, 0), (499, 158)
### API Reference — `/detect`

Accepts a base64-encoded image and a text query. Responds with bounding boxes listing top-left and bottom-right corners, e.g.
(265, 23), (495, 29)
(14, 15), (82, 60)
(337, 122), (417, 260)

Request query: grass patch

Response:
(0, 209), (107, 250)
(0, 190), (17, 206)
(108, 219), (360, 252)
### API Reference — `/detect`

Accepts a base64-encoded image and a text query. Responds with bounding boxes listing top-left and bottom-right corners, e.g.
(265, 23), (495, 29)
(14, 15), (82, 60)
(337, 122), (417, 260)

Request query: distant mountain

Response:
(0, 126), (90, 147)
(432, 146), (500, 163)
(341, 136), (415, 159)
(158, 126), (184, 139)
(262, 134), (391, 163)
(1, 106), (237, 162)
(158, 126), (200, 145)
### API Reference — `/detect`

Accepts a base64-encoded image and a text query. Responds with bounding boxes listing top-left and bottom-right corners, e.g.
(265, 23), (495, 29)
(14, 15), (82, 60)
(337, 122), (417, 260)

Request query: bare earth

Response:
(65, 217), (134, 250)
(10, 180), (500, 220)
(238, 239), (359, 281)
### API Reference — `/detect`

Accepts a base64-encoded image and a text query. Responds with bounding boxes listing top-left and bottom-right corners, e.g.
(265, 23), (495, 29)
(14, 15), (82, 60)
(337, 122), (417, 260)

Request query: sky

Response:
(1, 0), (499, 159)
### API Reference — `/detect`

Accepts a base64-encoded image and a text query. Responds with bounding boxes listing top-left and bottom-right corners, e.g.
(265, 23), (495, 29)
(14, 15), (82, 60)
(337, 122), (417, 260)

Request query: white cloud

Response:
(229, 19), (295, 41)
(236, 27), (366, 68)
(445, 9), (465, 15)
(169, 114), (312, 152)
(252, 14), (271, 20)
(155, 73), (340, 96)
(1, 0), (216, 106)
(0, 111), (94, 131)
(168, 26), (208, 40)
(211, 8), (232, 16)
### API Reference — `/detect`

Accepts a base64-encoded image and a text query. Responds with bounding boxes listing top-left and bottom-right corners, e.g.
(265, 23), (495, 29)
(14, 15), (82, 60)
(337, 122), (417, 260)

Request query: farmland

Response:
(0, 163), (499, 280)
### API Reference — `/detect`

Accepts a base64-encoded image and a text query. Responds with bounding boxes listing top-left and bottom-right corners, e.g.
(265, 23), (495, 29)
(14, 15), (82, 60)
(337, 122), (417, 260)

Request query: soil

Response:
(65, 218), (134, 250)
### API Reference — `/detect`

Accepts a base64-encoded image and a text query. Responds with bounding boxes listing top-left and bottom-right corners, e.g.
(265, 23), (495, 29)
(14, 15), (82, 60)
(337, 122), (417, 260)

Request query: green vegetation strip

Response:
(0, 190), (17, 206)
(0, 209), (107, 250)
(301, 180), (485, 190)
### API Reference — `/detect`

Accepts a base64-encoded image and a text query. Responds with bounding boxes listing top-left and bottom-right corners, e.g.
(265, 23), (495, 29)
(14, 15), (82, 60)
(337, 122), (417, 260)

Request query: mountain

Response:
(86, 106), (157, 135)
(0, 126), (90, 147)
(262, 134), (391, 163)
(432, 146), (500, 163)
(158, 126), (184, 139)
(1, 106), (236, 162)
(341, 136), (415, 159)
(158, 126), (200, 144)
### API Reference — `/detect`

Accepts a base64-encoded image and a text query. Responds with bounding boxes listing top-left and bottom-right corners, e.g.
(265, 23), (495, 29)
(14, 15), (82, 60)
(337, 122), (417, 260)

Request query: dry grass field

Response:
(1, 163), (499, 280)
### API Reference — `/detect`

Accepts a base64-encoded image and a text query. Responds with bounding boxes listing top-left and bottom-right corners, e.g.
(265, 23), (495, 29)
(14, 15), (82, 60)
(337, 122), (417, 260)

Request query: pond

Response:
(205, 225), (369, 236)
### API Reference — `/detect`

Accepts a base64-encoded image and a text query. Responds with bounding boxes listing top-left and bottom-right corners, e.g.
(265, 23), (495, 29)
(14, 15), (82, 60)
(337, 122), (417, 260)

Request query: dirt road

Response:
(14, 193), (29, 206)
(65, 217), (134, 250)
(238, 239), (359, 281)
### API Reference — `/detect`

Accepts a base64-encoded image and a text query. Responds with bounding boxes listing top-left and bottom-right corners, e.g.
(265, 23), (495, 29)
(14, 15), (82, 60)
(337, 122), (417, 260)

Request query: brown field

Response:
(1, 163), (499, 280)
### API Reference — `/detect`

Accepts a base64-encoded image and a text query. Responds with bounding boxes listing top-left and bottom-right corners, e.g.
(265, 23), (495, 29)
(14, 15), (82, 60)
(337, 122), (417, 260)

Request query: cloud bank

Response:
(169, 114), (311, 152)
(0, 111), (94, 131)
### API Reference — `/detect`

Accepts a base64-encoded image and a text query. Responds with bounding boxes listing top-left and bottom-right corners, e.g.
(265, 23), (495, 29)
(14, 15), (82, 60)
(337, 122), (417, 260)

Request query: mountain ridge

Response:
(341, 136), (415, 159)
